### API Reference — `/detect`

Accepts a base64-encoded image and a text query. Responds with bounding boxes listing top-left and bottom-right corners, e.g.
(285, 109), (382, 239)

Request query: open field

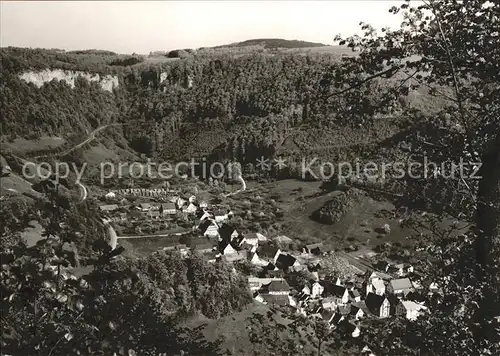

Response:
(2, 136), (66, 154)
(232, 179), (468, 253)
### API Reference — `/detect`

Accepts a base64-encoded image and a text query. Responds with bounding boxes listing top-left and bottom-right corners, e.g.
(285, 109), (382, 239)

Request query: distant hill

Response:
(218, 38), (327, 49)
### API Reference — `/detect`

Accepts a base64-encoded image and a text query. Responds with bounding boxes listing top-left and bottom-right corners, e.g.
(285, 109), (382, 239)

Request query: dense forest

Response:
(0, 45), (404, 162)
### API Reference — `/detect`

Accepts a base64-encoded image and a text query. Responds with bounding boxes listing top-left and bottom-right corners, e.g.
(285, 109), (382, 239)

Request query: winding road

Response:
(34, 123), (125, 159)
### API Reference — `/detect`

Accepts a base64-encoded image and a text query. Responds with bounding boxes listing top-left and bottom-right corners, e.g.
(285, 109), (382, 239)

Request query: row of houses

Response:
(99, 194), (209, 222)
(106, 188), (173, 198)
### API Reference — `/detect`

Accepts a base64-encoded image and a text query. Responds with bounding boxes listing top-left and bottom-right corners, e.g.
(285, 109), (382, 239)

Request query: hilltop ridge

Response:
(215, 38), (327, 49)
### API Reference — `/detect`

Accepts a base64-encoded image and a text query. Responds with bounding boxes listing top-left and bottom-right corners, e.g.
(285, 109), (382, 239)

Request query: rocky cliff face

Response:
(19, 69), (119, 92)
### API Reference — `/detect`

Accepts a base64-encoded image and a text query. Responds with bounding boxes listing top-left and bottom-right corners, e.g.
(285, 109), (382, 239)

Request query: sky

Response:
(1, 1), (405, 54)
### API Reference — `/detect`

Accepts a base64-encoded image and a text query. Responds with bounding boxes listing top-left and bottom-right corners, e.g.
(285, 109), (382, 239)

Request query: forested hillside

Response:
(1, 45), (409, 164)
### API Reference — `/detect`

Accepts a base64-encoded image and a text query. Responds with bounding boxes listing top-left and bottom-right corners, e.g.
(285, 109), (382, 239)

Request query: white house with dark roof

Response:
(366, 293), (390, 319)
(388, 278), (413, 295)
(311, 281), (324, 298)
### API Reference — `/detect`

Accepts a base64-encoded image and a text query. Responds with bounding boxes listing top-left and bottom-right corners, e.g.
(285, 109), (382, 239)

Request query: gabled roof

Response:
(218, 224), (237, 242)
(365, 293), (387, 311)
(218, 239), (239, 254)
(263, 280), (290, 293)
(256, 243), (280, 259)
(371, 278), (385, 291)
(275, 253), (297, 269)
(198, 219), (217, 233)
(322, 283), (347, 298)
(389, 278), (413, 291)
(352, 301), (369, 314)
(305, 242), (323, 251)
(350, 304), (363, 315)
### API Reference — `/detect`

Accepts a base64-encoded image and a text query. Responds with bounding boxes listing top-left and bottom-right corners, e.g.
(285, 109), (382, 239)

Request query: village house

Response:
(304, 242), (323, 255)
(324, 284), (349, 305)
(322, 297), (337, 311)
(199, 200), (208, 208)
(99, 204), (119, 212)
(105, 191), (116, 199)
(275, 253), (300, 271)
(159, 202), (176, 215)
(399, 300), (428, 320)
(183, 202), (197, 214)
(329, 277), (343, 286)
(219, 240), (238, 255)
(350, 304), (365, 320)
(301, 284), (311, 296)
(255, 243), (281, 265)
(311, 281), (324, 298)
(365, 277), (386, 296)
(389, 263), (414, 277)
(388, 278), (413, 296)
(248, 252), (268, 267)
(139, 203), (153, 212)
(255, 279), (294, 307)
(261, 280), (290, 295)
(365, 293), (391, 318)
(247, 277), (285, 292)
(199, 220), (219, 239)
